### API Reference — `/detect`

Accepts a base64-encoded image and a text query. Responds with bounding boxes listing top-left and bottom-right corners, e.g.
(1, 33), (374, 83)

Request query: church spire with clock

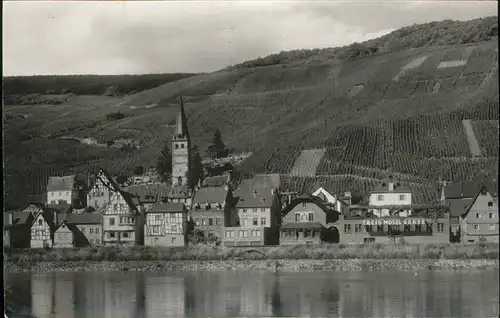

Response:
(171, 96), (191, 188)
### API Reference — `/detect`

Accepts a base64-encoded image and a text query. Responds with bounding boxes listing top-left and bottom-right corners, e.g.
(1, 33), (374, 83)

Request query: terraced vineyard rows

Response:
(471, 120), (500, 157)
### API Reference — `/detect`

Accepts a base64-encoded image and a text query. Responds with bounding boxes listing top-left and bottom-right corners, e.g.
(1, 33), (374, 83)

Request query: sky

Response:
(2, 1), (497, 76)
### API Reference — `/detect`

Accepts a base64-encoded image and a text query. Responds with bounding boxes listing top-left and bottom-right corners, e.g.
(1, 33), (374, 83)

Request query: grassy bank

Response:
(5, 243), (499, 263)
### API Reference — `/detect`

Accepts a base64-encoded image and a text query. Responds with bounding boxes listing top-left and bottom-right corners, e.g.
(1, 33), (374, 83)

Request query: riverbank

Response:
(5, 243), (499, 263)
(5, 258), (499, 273)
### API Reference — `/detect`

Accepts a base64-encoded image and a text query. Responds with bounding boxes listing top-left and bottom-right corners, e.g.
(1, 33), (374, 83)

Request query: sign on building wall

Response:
(361, 218), (432, 226)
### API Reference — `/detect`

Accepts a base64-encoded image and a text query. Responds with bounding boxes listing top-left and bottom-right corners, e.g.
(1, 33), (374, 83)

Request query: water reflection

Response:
(6, 269), (499, 318)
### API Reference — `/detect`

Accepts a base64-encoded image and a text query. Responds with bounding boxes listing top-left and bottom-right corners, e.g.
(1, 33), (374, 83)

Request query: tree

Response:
(206, 129), (229, 159)
(116, 175), (128, 185)
(133, 166), (145, 175)
(188, 146), (203, 190)
(156, 144), (172, 182)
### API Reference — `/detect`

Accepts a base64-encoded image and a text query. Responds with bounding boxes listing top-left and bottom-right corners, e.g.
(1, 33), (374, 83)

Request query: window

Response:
(155, 215), (161, 221)
(473, 224), (479, 230)
(208, 218), (213, 226)
(260, 208), (265, 212)
(175, 144), (179, 149)
(202, 218), (207, 226)
(225, 231), (231, 238)
(195, 218), (200, 226)
(242, 218), (248, 226)
(123, 232), (129, 238)
(216, 217), (221, 226)
(242, 209), (247, 213)
(415, 224), (422, 232)
(109, 232), (115, 238)
(255, 230), (261, 237)
(489, 224), (496, 231)
(308, 213), (314, 222)
(230, 231), (235, 238)
(489, 213), (493, 219)
(377, 195), (384, 201)
(344, 224), (352, 233)
(252, 218), (258, 226)
(426, 223), (433, 233)
(488, 201), (493, 207)
(295, 214), (300, 222)
(109, 218), (115, 226)
(354, 224), (363, 232)
(181, 144), (185, 148)
(437, 223), (444, 232)
(253, 208), (257, 212)
(238, 230), (244, 237)
(404, 225), (411, 232)
(399, 195), (405, 201)
(89, 228), (94, 234)
(38, 220), (43, 226)
(96, 228), (99, 234)
(261, 217), (266, 226)
(365, 225), (373, 232)
(171, 225), (176, 231)
(376, 225), (383, 232)
(153, 226), (160, 234)
(476, 213), (482, 219)
(113, 204), (118, 210)
(242, 230), (248, 237)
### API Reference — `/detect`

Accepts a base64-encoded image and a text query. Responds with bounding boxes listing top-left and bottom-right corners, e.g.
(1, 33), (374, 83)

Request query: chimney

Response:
(388, 182), (394, 191)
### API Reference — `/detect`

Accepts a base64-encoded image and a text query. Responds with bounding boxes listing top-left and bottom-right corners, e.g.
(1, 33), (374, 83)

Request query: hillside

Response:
(3, 17), (499, 209)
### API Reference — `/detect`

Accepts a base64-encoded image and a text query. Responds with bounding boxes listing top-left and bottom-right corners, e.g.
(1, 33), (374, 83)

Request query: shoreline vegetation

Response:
(5, 243), (499, 273)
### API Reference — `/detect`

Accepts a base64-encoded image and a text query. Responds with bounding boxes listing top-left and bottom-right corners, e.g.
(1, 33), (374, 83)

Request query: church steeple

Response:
(174, 96), (189, 141)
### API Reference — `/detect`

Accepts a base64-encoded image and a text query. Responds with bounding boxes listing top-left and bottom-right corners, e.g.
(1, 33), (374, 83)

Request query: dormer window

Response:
(217, 203), (222, 210)
(175, 144), (179, 149)
(252, 190), (257, 196)
(195, 203), (201, 210)
(205, 204), (211, 211)
(488, 201), (493, 207)
(260, 198), (265, 203)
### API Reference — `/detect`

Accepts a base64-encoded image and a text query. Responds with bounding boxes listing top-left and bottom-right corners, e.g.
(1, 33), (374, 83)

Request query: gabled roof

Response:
(47, 175), (76, 192)
(168, 185), (191, 199)
(32, 209), (57, 232)
(461, 185), (497, 218)
(66, 213), (102, 225)
(202, 175), (230, 187)
(11, 211), (33, 225)
(448, 198), (474, 217)
(147, 202), (186, 213)
(193, 187), (228, 204)
(281, 194), (341, 219)
(443, 181), (482, 199)
(124, 183), (170, 203)
(370, 184), (411, 194)
(46, 203), (71, 213)
(235, 187), (274, 208)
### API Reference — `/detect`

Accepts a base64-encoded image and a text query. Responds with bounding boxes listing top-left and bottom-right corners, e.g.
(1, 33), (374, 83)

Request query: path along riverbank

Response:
(5, 259), (499, 273)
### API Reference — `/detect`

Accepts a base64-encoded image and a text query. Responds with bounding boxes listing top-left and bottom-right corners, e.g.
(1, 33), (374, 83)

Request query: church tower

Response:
(171, 96), (191, 188)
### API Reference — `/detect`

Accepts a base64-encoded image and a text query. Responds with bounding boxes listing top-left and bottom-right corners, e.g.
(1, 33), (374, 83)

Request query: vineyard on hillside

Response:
(472, 120), (500, 157)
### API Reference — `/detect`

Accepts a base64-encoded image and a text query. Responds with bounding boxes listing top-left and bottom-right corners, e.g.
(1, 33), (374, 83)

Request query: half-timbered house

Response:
(102, 190), (142, 246)
(30, 209), (57, 248)
(144, 203), (188, 247)
(86, 169), (120, 212)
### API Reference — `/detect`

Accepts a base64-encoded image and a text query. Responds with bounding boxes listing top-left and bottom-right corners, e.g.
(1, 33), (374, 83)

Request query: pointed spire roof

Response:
(174, 96), (189, 140)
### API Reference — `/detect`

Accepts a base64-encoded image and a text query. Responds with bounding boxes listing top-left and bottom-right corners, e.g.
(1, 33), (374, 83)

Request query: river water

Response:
(6, 269), (499, 318)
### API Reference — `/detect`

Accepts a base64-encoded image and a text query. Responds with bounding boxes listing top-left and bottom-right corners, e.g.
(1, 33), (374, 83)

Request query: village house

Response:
(168, 97), (194, 209)
(442, 180), (496, 242)
(190, 186), (236, 240)
(102, 188), (143, 246)
(53, 222), (79, 248)
(144, 202), (188, 247)
(46, 175), (86, 207)
(460, 185), (499, 243)
(5, 204), (42, 248)
(222, 175), (282, 246)
(338, 204), (450, 244)
(66, 213), (103, 246)
(312, 187), (351, 214)
(368, 177), (412, 217)
(279, 195), (341, 245)
(30, 208), (57, 248)
(86, 169), (119, 211)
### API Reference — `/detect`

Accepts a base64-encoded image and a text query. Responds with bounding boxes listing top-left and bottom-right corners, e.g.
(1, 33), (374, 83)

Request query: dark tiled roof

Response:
(193, 187), (228, 204)
(124, 183), (171, 203)
(47, 203), (71, 213)
(47, 175), (75, 191)
(66, 213), (103, 225)
(235, 187), (274, 208)
(370, 185), (412, 194)
(202, 175), (230, 187)
(147, 202), (186, 213)
(443, 181), (496, 199)
(168, 185), (191, 199)
(281, 222), (325, 229)
(281, 195), (341, 220)
(12, 211), (33, 225)
(448, 198), (474, 217)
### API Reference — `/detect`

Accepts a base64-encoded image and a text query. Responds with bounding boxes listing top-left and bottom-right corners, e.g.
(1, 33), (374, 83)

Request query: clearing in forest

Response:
(290, 148), (326, 177)
(462, 120), (482, 157)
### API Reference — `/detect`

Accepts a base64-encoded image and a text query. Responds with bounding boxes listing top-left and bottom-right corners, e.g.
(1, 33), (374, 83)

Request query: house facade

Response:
(66, 213), (103, 246)
(338, 205), (450, 244)
(47, 175), (86, 207)
(6, 205), (39, 248)
(460, 186), (499, 243)
(102, 191), (141, 246)
(221, 226), (271, 246)
(86, 169), (118, 211)
(280, 195), (341, 245)
(30, 209), (56, 248)
(368, 179), (412, 217)
(190, 186), (236, 240)
(144, 203), (188, 247)
(53, 223), (75, 248)
(223, 175), (282, 246)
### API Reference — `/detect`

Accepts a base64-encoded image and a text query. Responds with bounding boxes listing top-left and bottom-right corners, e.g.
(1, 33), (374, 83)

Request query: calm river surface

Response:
(6, 269), (499, 318)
